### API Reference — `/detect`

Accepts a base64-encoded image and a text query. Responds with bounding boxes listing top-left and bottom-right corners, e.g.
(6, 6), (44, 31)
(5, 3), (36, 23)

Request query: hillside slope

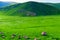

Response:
(47, 3), (60, 9)
(0, 1), (60, 16)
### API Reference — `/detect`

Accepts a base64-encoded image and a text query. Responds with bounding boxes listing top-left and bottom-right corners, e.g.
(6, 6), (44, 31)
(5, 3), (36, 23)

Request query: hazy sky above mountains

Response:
(0, 0), (60, 3)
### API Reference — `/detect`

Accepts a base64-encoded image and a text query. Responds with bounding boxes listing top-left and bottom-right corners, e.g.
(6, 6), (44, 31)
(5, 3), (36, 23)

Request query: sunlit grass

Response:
(0, 15), (60, 40)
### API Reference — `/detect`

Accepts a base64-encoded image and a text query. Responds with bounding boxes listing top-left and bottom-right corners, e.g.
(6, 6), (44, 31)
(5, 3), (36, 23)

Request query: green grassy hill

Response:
(0, 1), (60, 40)
(0, 1), (60, 16)
(47, 3), (60, 9)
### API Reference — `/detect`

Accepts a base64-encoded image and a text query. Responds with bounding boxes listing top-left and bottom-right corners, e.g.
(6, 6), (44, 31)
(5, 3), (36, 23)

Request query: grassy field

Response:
(0, 15), (60, 40)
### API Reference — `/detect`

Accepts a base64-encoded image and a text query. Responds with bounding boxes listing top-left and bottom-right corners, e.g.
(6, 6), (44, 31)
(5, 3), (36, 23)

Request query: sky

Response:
(0, 0), (60, 3)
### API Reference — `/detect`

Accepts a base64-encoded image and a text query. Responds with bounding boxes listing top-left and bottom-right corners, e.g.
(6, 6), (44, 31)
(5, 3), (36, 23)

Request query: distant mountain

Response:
(0, 1), (60, 16)
(0, 1), (16, 8)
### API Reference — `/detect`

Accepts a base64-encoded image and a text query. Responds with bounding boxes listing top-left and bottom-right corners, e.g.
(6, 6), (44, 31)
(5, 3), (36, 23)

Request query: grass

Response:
(0, 15), (60, 40)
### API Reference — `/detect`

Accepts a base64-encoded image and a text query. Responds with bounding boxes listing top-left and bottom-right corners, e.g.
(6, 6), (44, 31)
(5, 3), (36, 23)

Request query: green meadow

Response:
(0, 1), (60, 40)
(0, 15), (60, 40)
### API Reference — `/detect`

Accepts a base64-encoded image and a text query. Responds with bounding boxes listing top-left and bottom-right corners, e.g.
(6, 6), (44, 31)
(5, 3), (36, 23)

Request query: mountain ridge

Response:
(0, 1), (60, 16)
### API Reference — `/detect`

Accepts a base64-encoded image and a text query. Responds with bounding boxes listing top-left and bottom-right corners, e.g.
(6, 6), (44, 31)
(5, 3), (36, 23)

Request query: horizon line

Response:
(0, 1), (60, 3)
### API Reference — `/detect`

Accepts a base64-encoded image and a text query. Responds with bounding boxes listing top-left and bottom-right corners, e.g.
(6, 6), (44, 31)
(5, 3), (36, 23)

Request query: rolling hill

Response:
(0, 1), (60, 16)
(46, 3), (60, 9)
(0, 1), (60, 40)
